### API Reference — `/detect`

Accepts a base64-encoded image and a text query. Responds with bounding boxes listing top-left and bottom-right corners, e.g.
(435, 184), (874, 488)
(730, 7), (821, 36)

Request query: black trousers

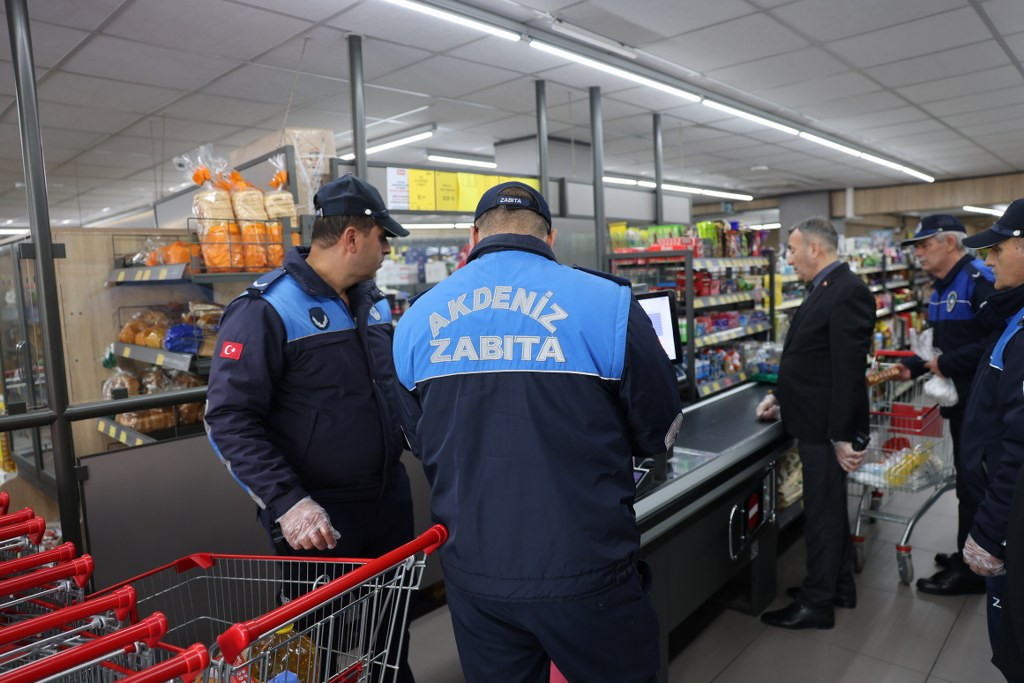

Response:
(258, 467), (416, 683)
(797, 440), (855, 608)
(948, 413), (982, 577)
(445, 562), (659, 683)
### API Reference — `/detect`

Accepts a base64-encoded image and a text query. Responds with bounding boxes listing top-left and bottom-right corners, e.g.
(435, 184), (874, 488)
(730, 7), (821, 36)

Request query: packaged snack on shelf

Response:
(164, 323), (205, 355)
(101, 368), (140, 399)
(169, 371), (205, 425)
(183, 145), (243, 273)
(140, 367), (171, 394)
(117, 320), (147, 344)
(185, 301), (224, 332)
(264, 154), (301, 267)
(229, 170), (270, 270)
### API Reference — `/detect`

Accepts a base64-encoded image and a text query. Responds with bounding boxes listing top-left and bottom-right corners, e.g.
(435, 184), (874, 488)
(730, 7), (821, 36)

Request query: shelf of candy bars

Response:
(685, 338), (780, 398)
(182, 146), (301, 282)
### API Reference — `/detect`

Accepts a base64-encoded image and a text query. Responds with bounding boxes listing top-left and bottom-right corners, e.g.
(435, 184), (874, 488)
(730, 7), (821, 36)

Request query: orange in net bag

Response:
(229, 170), (270, 271)
(181, 146), (243, 273)
(264, 154), (301, 267)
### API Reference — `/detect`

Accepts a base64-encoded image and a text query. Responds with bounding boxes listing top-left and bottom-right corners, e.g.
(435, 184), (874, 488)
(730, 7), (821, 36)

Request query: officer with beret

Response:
(956, 198), (1024, 665)
(205, 173), (417, 682)
(897, 214), (995, 596)
(392, 181), (682, 682)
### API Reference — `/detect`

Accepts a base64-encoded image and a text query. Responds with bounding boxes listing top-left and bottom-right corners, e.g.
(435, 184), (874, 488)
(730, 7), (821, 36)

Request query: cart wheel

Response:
(853, 540), (866, 573)
(896, 547), (914, 585)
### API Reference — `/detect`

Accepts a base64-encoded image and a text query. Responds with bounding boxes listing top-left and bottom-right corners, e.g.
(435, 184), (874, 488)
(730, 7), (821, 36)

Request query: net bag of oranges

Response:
(228, 169), (270, 270)
(264, 154), (301, 267)
(182, 146), (243, 273)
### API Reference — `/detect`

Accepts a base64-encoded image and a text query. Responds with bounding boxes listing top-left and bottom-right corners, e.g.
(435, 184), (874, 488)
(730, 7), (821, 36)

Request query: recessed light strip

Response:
(427, 154), (498, 169)
(963, 205), (1004, 217)
(379, 0), (520, 40)
(340, 128), (435, 161)
(604, 177), (754, 202)
(703, 100), (798, 135)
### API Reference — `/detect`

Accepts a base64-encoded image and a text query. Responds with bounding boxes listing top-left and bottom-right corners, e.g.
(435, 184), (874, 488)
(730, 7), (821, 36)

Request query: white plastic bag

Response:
(911, 329), (958, 406)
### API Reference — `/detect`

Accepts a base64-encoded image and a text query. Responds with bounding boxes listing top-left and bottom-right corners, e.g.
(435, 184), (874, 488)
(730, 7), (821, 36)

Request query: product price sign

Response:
(408, 169), (436, 211)
(435, 172), (459, 211)
(386, 167), (410, 211)
(457, 173), (483, 212)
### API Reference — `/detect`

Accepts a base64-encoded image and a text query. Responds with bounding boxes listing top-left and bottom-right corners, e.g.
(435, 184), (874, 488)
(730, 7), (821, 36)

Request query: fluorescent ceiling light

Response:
(899, 167), (935, 183)
(3, 219), (12, 225)
(61, 219), (72, 225)
(661, 183), (754, 202)
(406, 222), (473, 229)
(748, 223), (781, 230)
(340, 125), (436, 161)
(702, 100), (798, 135)
(427, 153), (497, 169)
(799, 132), (861, 158)
(0, 228), (28, 235)
(381, 0), (520, 41)
(963, 205), (1004, 216)
(858, 153), (904, 172)
(603, 176), (638, 186)
(799, 132), (934, 183)
(101, 207), (111, 213)
(636, 180), (658, 189)
(549, 19), (637, 60)
(529, 40), (700, 103)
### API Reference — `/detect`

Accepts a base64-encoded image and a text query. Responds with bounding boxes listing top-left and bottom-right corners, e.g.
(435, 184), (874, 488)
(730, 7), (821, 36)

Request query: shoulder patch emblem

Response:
(946, 291), (958, 313)
(309, 307), (330, 330)
(369, 306), (382, 321)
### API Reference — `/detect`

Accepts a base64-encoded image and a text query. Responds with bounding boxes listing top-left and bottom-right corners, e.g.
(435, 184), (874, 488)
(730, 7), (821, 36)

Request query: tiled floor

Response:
(407, 487), (1009, 682)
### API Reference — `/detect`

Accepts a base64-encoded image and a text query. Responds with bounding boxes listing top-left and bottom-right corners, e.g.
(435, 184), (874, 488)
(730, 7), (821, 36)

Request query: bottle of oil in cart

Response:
(250, 623), (318, 683)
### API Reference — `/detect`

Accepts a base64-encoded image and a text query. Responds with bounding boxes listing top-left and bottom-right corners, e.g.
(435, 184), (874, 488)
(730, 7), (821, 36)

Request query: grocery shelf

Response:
(869, 284), (884, 293)
(775, 273), (800, 283)
(776, 298), (803, 310)
(914, 276), (930, 286)
(855, 266), (883, 275)
(886, 279), (910, 288)
(887, 264), (910, 271)
(95, 417), (155, 447)
(107, 263), (189, 285)
(894, 301), (917, 312)
(694, 321), (771, 348)
(693, 292), (756, 309)
(696, 371), (749, 398)
(876, 307), (892, 318)
(189, 271), (268, 285)
(692, 257), (769, 269)
(112, 342), (210, 374)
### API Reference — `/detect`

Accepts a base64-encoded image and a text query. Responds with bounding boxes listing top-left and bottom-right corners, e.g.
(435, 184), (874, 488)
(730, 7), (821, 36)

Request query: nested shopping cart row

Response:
(0, 490), (446, 682)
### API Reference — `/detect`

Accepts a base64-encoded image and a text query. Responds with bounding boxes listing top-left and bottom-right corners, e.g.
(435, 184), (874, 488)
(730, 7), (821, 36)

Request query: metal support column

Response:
(535, 80), (549, 196)
(590, 87), (607, 270)
(653, 113), (665, 225)
(348, 35), (367, 179)
(6, 0), (81, 549)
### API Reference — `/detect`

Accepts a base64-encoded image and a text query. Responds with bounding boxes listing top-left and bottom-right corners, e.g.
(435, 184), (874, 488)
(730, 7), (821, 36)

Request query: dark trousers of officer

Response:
(445, 562), (659, 683)
(797, 441), (856, 608)
(948, 413), (982, 577)
(259, 466), (416, 683)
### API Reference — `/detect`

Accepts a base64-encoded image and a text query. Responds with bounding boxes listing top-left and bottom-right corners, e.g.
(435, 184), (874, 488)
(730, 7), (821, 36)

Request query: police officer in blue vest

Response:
(955, 198), (1024, 664)
(897, 214), (995, 596)
(393, 182), (683, 683)
(205, 174), (417, 682)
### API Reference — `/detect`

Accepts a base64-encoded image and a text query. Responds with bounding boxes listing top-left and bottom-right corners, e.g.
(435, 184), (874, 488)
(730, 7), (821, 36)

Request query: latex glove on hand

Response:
(277, 497), (341, 551)
(756, 394), (780, 421)
(963, 534), (1005, 577)
(834, 441), (866, 473)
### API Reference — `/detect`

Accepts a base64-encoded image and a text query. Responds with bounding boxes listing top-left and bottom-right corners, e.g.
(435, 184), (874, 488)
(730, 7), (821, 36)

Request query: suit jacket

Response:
(776, 262), (875, 444)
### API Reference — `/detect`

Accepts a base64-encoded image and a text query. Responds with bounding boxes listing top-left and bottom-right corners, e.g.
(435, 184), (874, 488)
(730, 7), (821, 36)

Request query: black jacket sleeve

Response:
(618, 298), (683, 458)
(204, 296), (307, 520)
(937, 275), (997, 379)
(971, 333), (1024, 558)
(827, 282), (875, 442)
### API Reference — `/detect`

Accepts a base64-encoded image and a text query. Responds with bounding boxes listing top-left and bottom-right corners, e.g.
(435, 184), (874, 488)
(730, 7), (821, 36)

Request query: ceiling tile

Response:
(14, 21), (88, 68)
(120, 117), (245, 144)
(462, 77), (555, 115)
(866, 41), (1009, 88)
(827, 106), (926, 132)
(37, 72), (182, 114)
(29, 101), (139, 134)
(363, 88), (433, 119)
(827, 8), (991, 68)
(982, 0), (1024, 36)
(256, 29), (432, 82)
(159, 93), (286, 128)
(203, 65), (335, 105)
(255, 108), (348, 131)
(328, 2), (483, 52)
(231, 0), (360, 22)
(446, 37), (568, 75)
(374, 55), (517, 99)
(1006, 31), (1024, 62)
(644, 14), (809, 72)
(897, 65), (1021, 103)
(770, 0), (966, 43)
(63, 35), (237, 90)
(708, 48), (848, 92)
(553, 4), (672, 44)
(801, 91), (907, 120)
(755, 71), (879, 108)
(468, 114), (539, 140)
(925, 84), (1024, 117)
(960, 117), (1024, 137)
(21, 0), (123, 31)
(943, 102), (1024, 129)
(103, 0), (311, 62)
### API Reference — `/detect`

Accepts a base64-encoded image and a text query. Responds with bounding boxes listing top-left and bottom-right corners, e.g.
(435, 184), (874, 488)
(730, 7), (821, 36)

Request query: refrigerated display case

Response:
(0, 237), (54, 494)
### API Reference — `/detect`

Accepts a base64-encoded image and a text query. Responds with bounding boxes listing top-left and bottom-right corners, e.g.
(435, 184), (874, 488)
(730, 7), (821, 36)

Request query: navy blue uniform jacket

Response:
(903, 255), (994, 417)
(961, 283), (1024, 559)
(392, 234), (682, 600)
(205, 248), (405, 521)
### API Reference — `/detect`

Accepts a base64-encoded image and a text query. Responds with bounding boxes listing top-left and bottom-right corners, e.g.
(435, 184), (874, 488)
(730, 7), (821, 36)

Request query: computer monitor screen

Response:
(635, 290), (683, 364)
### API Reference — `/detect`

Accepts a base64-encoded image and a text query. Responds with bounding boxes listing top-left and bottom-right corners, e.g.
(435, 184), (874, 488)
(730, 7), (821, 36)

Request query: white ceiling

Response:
(0, 0), (1019, 223)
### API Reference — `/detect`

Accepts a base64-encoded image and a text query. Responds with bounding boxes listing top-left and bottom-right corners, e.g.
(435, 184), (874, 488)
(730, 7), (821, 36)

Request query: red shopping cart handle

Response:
(0, 508), (35, 529)
(0, 554), (94, 596)
(1, 612), (167, 683)
(218, 524), (449, 663)
(119, 643), (209, 683)
(875, 350), (916, 358)
(0, 491), (9, 516)
(0, 585), (136, 647)
(0, 516), (45, 546)
(0, 542), (77, 579)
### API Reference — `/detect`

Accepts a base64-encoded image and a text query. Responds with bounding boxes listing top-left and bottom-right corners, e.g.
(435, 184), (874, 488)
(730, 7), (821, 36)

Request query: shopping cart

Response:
(90, 524), (448, 683)
(848, 350), (955, 584)
(0, 517), (45, 562)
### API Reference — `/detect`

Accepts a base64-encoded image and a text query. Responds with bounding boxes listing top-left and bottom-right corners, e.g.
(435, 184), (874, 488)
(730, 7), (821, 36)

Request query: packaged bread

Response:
(182, 146), (243, 273)
(118, 320), (147, 344)
(264, 154), (301, 267)
(140, 367), (171, 395)
(185, 302), (224, 332)
(135, 309), (171, 328)
(229, 170), (270, 270)
(117, 408), (176, 433)
(136, 326), (167, 349)
(160, 240), (199, 266)
(102, 369), (140, 400)
(169, 371), (205, 425)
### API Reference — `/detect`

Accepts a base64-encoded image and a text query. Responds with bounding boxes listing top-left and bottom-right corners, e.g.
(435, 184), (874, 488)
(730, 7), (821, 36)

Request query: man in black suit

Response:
(756, 217), (876, 630)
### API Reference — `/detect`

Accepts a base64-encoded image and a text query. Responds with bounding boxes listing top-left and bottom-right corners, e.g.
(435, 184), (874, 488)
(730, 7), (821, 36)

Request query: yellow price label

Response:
(408, 169), (436, 211)
(108, 425), (117, 437)
(158, 268), (168, 280)
(122, 346), (132, 358)
(435, 172), (459, 211)
(155, 353), (165, 366)
(133, 270), (143, 281)
(97, 421), (105, 433)
(134, 438), (144, 446)
(142, 269), (152, 281)
(116, 271), (126, 282)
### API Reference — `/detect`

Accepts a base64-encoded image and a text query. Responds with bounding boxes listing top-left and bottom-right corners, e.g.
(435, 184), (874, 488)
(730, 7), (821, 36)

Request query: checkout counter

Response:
(637, 382), (793, 682)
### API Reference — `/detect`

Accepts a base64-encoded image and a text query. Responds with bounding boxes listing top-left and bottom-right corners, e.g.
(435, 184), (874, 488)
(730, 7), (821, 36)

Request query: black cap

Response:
(900, 214), (966, 246)
(313, 173), (408, 237)
(963, 199), (1024, 249)
(474, 181), (551, 228)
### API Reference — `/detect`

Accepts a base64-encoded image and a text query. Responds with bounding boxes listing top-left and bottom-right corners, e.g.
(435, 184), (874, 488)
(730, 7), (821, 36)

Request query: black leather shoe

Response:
(934, 552), (956, 568)
(916, 567), (987, 595)
(761, 601), (834, 630)
(786, 586), (856, 609)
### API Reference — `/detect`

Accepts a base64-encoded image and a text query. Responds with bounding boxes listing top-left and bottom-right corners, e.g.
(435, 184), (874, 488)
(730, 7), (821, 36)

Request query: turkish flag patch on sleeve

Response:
(220, 341), (244, 360)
